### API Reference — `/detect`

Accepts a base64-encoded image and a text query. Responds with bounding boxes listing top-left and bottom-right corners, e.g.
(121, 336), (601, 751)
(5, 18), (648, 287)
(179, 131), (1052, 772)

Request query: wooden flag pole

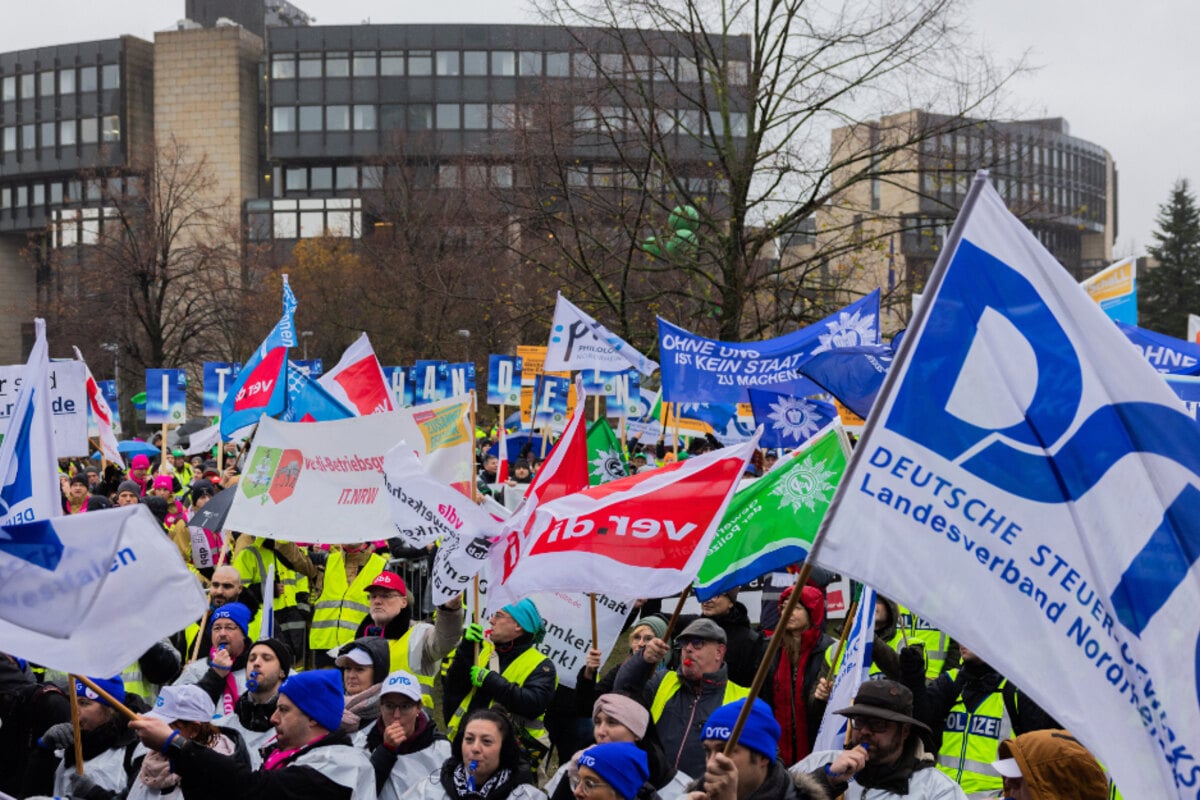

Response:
(592, 394), (600, 423)
(468, 390), (479, 499)
(473, 575), (482, 662)
(822, 599), (860, 681)
(160, 422), (168, 471)
(68, 678), (85, 774)
(662, 586), (692, 642)
(721, 563), (813, 756)
(671, 403), (681, 457)
(74, 675), (139, 722)
(589, 593), (599, 651)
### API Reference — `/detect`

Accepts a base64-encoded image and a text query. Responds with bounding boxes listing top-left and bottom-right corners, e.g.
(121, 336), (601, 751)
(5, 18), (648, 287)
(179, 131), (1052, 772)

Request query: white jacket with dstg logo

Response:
(791, 751), (968, 800)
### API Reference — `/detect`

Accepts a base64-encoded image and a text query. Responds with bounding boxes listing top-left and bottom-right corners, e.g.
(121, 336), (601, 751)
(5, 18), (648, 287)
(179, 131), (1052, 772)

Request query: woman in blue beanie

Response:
(572, 742), (653, 800)
(405, 708), (546, 800)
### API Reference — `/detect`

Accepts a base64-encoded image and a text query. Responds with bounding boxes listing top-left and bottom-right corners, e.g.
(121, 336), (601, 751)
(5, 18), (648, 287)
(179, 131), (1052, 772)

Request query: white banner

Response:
(544, 293), (658, 376)
(812, 587), (875, 752)
(812, 174), (1200, 799)
(0, 360), (87, 457)
(0, 505), (207, 675)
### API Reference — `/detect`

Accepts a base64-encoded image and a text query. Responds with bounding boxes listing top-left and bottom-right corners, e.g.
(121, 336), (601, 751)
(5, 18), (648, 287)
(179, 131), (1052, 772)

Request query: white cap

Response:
(991, 757), (1022, 778)
(380, 669), (422, 704)
(146, 685), (216, 723)
(335, 647), (374, 668)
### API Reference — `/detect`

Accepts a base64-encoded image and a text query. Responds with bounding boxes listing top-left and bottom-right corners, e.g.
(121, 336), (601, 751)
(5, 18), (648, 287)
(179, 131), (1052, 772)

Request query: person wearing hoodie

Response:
(759, 585), (836, 765)
(371, 669), (451, 800)
(336, 636), (392, 747)
(686, 699), (830, 800)
(613, 618), (749, 781)
(675, 591), (764, 689)
(354, 570), (465, 711)
(445, 598), (557, 772)
(908, 645), (1056, 798)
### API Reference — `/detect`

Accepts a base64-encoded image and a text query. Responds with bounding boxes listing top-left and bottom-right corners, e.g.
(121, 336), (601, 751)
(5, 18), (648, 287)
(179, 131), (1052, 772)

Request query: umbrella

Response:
(189, 487), (235, 532)
(117, 440), (160, 457)
(168, 417), (212, 448)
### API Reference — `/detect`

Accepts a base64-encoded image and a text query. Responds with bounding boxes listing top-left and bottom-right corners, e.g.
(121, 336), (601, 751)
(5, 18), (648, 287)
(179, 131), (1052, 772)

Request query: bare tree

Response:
(503, 0), (1022, 342)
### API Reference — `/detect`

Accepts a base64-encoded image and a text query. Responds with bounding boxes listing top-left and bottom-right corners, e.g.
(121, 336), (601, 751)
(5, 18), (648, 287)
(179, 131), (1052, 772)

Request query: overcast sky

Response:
(3, 0), (1196, 257)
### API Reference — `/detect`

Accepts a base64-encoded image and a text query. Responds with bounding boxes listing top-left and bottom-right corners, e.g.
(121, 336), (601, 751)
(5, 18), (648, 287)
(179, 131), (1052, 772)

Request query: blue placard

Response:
(604, 371), (640, 416)
(202, 362), (242, 416)
(412, 360), (448, 405)
(532, 374), (570, 428)
(382, 366), (413, 409)
(146, 368), (188, 425)
(293, 359), (323, 377)
(445, 362), (476, 398)
(487, 355), (523, 406)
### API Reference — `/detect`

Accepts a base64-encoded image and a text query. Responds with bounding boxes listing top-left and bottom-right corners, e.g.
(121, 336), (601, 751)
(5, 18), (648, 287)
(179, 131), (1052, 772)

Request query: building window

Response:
(493, 165), (513, 187)
(20, 73), (34, 99)
(435, 51), (459, 76)
(2, 127), (14, 152)
(353, 52), (377, 76)
(409, 51), (432, 76)
(20, 124), (34, 150)
(463, 51), (488, 76)
(519, 51), (541, 76)
(1, 76), (14, 101)
(326, 105), (350, 131)
(271, 54), (296, 79)
(362, 165), (383, 189)
(336, 166), (358, 189)
(272, 106), (296, 132)
(491, 103), (515, 129)
(600, 53), (622, 75)
(59, 68), (75, 94)
(492, 52), (516, 76)
(32, 183), (44, 206)
(101, 64), (119, 90)
(353, 104), (376, 130)
(546, 52), (569, 77)
(407, 104), (433, 130)
(298, 53), (322, 78)
(572, 53), (596, 78)
(438, 164), (459, 188)
(80, 66), (97, 92)
(40, 121), (55, 149)
(285, 167), (307, 191)
(380, 104), (404, 130)
(463, 103), (487, 130)
(39, 71), (54, 96)
(50, 181), (62, 203)
(325, 52), (350, 78)
(298, 106), (322, 131)
(574, 105), (599, 131)
(381, 51), (404, 76)
(436, 103), (460, 129)
(729, 112), (748, 137)
(310, 167), (333, 191)
(80, 117), (97, 143)
(274, 211), (298, 238)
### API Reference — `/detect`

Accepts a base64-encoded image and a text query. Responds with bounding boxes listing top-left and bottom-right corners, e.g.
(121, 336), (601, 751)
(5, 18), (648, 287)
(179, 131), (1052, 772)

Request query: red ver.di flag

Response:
(495, 437), (757, 600)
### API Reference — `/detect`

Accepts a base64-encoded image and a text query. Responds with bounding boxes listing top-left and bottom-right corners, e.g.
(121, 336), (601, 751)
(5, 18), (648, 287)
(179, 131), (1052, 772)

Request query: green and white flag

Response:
(694, 424), (848, 600)
(586, 418), (627, 485)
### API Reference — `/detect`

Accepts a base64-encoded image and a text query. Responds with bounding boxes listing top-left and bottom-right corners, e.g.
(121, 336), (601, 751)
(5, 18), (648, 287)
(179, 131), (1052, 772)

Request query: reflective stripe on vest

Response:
(309, 549), (385, 651)
(386, 628), (435, 710)
(897, 605), (949, 678)
(447, 643), (555, 743)
(937, 670), (1013, 795)
(649, 671), (750, 722)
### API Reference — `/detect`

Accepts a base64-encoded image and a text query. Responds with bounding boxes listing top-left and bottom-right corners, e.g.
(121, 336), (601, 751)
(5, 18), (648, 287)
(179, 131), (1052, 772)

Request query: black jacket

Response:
(0, 661), (71, 797)
(168, 728), (359, 800)
(443, 633), (557, 726)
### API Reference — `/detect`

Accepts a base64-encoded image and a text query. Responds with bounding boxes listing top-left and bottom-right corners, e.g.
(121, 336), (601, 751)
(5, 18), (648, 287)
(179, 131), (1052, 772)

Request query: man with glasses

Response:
(793, 680), (967, 799)
(174, 603), (254, 721)
(370, 669), (450, 799)
(614, 617), (749, 781)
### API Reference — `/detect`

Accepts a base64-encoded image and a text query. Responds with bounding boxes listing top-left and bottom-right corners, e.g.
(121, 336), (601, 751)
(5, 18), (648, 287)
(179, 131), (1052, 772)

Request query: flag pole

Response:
(822, 598), (860, 681)
(468, 390), (478, 500)
(68, 677), (85, 774)
(160, 422), (168, 472)
(589, 593), (599, 651)
(473, 575), (481, 662)
(662, 586), (692, 642)
(721, 562), (813, 756)
(74, 675), (139, 722)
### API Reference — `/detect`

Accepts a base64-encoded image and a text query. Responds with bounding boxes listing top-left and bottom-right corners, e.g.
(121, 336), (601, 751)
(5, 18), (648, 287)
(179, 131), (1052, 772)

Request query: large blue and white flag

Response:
(812, 586), (876, 753)
(0, 319), (60, 527)
(0, 504), (207, 675)
(282, 361), (354, 423)
(811, 172), (1200, 800)
(798, 345), (894, 420)
(747, 389), (836, 451)
(220, 276), (297, 437)
(1116, 321), (1200, 375)
(658, 291), (878, 404)
(544, 293), (659, 376)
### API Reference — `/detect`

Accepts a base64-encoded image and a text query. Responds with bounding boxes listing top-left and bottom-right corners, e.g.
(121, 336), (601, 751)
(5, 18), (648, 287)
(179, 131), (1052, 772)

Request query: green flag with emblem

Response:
(586, 418), (627, 485)
(694, 424), (848, 600)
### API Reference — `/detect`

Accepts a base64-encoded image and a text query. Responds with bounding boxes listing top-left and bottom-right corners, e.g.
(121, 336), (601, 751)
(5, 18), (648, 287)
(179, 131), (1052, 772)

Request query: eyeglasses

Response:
(381, 700), (420, 714)
(569, 775), (612, 795)
(849, 716), (896, 733)
(211, 623), (241, 633)
(678, 637), (712, 650)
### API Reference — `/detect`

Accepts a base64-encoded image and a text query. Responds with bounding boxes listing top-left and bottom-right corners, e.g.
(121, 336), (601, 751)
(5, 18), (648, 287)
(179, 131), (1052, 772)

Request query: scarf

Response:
(773, 585), (825, 764)
(220, 668), (239, 717)
(341, 682), (382, 732)
(263, 735), (322, 771)
(138, 750), (179, 790)
(450, 762), (514, 800)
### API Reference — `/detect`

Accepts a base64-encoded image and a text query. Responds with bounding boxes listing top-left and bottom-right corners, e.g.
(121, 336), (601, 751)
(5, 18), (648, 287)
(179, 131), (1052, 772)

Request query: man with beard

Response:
(207, 638), (294, 767)
(174, 603), (253, 721)
(794, 680), (967, 799)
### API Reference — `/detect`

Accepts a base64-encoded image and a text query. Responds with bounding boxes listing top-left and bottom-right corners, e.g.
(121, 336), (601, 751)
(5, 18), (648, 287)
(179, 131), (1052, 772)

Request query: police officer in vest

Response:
(354, 571), (465, 711)
(613, 617), (750, 782)
(310, 542), (388, 668)
(444, 598), (557, 772)
(908, 644), (1056, 798)
(234, 535), (317, 664)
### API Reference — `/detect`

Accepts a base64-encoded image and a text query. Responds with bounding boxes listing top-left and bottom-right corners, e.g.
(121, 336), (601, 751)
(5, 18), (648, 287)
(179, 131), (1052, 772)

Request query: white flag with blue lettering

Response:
(811, 172), (1200, 799)
(544, 293), (659, 376)
(0, 319), (61, 527)
(0, 504), (207, 675)
(812, 586), (876, 753)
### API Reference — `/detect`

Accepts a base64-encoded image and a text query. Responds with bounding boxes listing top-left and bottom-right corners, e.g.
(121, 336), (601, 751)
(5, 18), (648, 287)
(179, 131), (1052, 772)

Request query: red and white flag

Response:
(319, 332), (394, 415)
(74, 348), (122, 468)
(492, 437), (756, 602)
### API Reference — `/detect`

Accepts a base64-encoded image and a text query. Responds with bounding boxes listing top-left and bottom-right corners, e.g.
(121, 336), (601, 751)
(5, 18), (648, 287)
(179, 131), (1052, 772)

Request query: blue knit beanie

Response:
(279, 669), (345, 733)
(702, 698), (780, 760)
(501, 598), (546, 643)
(578, 742), (649, 800)
(210, 602), (251, 637)
(75, 676), (126, 707)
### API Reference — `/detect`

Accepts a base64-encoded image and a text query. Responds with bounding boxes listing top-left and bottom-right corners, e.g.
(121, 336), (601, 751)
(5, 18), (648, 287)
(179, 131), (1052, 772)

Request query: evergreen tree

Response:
(1140, 178), (1200, 336)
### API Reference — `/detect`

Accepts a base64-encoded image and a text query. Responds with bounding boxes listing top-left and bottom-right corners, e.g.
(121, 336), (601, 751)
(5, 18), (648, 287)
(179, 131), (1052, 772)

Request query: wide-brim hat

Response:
(833, 679), (931, 733)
